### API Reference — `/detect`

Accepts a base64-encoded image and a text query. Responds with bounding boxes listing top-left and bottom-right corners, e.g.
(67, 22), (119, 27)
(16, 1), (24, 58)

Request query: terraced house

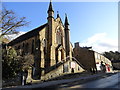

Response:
(73, 42), (113, 73)
(8, 1), (84, 83)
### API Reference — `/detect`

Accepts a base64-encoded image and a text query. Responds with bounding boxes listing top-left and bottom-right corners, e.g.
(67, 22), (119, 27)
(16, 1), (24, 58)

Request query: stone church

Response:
(8, 1), (84, 82)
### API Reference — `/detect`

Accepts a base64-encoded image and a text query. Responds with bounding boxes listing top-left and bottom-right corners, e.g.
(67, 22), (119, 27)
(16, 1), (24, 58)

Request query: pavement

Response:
(2, 72), (117, 89)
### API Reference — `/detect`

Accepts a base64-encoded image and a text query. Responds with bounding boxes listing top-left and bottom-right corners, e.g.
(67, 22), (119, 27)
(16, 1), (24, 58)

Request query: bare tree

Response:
(0, 7), (29, 37)
(19, 54), (34, 70)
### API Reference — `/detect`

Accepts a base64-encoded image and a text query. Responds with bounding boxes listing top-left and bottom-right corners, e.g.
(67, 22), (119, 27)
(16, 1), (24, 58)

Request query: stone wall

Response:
(40, 59), (84, 81)
(73, 46), (96, 72)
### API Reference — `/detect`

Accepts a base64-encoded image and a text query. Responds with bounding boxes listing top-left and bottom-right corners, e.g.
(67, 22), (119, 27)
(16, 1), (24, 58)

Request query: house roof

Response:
(111, 60), (120, 63)
(8, 23), (47, 46)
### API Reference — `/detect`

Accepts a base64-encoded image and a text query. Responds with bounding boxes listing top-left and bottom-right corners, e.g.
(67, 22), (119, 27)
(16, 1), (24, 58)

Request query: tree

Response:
(22, 55), (34, 70)
(103, 51), (120, 61)
(2, 47), (19, 79)
(0, 7), (29, 37)
(17, 54), (34, 71)
(2, 47), (34, 79)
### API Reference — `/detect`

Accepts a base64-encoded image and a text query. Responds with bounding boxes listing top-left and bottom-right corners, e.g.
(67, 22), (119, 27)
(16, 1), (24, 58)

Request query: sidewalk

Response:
(3, 72), (115, 89)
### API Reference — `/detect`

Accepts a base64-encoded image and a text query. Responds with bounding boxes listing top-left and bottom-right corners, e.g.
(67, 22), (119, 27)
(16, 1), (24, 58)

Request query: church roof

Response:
(8, 23), (47, 46)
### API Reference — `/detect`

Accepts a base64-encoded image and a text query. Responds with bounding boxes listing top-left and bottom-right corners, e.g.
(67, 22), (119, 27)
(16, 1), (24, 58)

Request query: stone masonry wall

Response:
(41, 60), (84, 81)
(73, 47), (96, 72)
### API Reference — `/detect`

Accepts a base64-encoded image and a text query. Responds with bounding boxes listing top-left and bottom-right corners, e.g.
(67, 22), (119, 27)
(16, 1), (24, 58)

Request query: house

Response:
(111, 60), (120, 70)
(73, 42), (113, 73)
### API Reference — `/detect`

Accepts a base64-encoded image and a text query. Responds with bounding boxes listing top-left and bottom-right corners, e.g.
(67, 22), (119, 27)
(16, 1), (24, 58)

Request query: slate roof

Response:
(111, 60), (120, 63)
(8, 23), (47, 46)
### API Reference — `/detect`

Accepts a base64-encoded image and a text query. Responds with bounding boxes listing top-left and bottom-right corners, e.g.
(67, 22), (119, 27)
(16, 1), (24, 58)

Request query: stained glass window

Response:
(56, 29), (62, 44)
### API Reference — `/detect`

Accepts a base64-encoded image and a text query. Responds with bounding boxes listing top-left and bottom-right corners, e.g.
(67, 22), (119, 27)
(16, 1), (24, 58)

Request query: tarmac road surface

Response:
(53, 72), (120, 89)
(2, 72), (120, 89)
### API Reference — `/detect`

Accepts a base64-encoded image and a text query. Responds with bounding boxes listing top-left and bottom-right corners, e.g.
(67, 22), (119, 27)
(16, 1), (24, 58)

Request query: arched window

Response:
(43, 39), (47, 54)
(35, 39), (40, 50)
(31, 40), (34, 54)
(56, 29), (62, 44)
(22, 43), (25, 56)
(43, 39), (46, 47)
(26, 43), (29, 54)
(22, 43), (24, 48)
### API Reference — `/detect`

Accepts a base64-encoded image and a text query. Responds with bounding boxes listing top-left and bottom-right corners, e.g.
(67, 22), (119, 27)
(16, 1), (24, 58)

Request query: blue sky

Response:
(3, 2), (118, 53)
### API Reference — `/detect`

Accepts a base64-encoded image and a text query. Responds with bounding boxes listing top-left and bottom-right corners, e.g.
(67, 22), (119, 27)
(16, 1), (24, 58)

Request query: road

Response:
(2, 72), (120, 89)
(47, 72), (120, 89)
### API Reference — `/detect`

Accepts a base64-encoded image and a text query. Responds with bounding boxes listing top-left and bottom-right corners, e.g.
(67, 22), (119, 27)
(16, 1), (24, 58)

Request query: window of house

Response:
(98, 54), (100, 59)
(95, 53), (97, 59)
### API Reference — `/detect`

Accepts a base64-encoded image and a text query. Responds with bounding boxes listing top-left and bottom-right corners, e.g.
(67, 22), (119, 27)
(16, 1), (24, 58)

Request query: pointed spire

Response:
(65, 13), (69, 25)
(57, 11), (60, 18)
(48, 0), (54, 12)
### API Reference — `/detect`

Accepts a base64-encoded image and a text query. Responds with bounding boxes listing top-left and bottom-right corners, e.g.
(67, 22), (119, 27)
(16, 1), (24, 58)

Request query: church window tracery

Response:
(56, 29), (62, 44)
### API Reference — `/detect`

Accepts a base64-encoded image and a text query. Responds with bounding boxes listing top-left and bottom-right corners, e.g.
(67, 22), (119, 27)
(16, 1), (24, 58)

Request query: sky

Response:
(2, 1), (118, 53)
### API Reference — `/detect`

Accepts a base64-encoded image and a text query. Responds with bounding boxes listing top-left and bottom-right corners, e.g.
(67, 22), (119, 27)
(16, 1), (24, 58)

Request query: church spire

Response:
(64, 13), (70, 57)
(47, 0), (54, 18)
(48, 0), (54, 13)
(65, 13), (69, 25)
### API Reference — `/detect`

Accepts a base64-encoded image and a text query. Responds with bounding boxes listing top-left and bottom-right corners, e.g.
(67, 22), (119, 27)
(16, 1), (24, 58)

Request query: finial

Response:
(65, 13), (67, 17)
(57, 11), (60, 18)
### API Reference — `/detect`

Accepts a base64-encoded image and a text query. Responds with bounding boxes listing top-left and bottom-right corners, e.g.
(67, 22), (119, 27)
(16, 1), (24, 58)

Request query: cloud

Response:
(79, 33), (118, 53)
(4, 31), (26, 41)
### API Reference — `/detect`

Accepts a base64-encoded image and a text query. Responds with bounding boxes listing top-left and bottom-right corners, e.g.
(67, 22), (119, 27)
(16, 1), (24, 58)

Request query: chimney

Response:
(74, 42), (80, 48)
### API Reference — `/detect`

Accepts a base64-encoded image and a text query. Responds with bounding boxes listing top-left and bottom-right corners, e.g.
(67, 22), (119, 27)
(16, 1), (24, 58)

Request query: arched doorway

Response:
(56, 45), (65, 63)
